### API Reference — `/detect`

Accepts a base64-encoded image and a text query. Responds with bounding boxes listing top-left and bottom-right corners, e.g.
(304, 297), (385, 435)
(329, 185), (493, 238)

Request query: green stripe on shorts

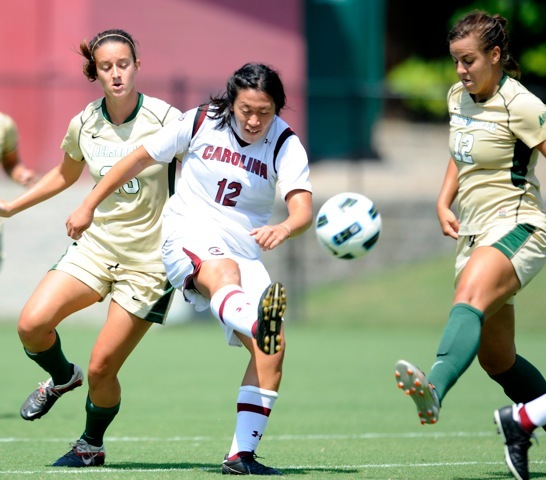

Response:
(145, 283), (175, 324)
(492, 223), (536, 259)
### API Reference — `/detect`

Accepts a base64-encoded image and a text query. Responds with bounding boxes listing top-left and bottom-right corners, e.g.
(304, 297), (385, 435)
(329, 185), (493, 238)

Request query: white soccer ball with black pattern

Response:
(315, 192), (382, 260)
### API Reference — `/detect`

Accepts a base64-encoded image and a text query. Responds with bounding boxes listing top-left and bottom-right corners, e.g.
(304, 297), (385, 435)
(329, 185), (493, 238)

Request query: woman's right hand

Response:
(66, 204), (94, 240)
(437, 205), (459, 240)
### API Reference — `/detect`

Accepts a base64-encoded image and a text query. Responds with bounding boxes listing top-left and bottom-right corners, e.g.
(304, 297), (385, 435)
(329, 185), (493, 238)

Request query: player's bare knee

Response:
(200, 258), (241, 290)
(87, 358), (116, 387)
(17, 312), (52, 345)
(216, 259), (241, 284)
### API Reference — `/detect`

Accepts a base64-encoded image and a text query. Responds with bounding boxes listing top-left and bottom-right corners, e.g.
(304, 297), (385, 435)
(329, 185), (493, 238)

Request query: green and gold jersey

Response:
(448, 76), (546, 235)
(62, 93), (182, 271)
(0, 112), (18, 158)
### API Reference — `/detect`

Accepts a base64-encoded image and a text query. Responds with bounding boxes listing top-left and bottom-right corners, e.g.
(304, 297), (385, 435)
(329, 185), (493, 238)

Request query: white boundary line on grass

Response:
(3, 461), (546, 476)
(0, 431), (497, 443)
(5, 432), (543, 475)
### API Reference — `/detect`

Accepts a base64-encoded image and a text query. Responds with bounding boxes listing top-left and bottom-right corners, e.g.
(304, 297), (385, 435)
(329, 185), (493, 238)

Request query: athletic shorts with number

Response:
(455, 223), (546, 304)
(161, 220), (271, 347)
(53, 241), (173, 324)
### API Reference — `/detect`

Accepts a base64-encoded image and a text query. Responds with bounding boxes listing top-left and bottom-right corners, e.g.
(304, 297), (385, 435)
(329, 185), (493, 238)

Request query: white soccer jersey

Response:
(61, 93), (182, 271)
(144, 106), (312, 259)
(448, 76), (546, 235)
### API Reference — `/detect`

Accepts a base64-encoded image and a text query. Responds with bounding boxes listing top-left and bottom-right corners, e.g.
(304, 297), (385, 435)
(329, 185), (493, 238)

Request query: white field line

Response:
(0, 430), (499, 443)
(2, 461), (546, 476)
(3, 432), (545, 475)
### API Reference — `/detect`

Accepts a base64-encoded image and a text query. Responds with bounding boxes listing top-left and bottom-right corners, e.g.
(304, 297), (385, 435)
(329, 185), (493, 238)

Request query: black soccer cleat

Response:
(20, 364), (84, 421)
(494, 405), (533, 480)
(53, 439), (105, 467)
(256, 282), (286, 355)
(222, 452), (283, 475)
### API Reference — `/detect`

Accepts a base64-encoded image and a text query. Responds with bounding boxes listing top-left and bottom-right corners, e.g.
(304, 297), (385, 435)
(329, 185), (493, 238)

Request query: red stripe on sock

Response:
(519, 406), (537, 433)
(218, 289), (243, 324)
(228, 451), (253, 461)
(237, 402), (271, 416)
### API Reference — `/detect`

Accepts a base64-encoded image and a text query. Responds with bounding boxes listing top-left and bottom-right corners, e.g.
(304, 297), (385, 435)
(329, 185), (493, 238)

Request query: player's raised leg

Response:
(395, 359), (440, 425)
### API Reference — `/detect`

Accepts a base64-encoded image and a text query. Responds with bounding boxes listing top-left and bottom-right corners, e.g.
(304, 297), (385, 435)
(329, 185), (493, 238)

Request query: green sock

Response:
(429, 303), (484, 403)
(81, 394), (120, 447)
(490, 354), (546, 433)
(490, 354), (546, 402)
(24, 330), (73, 385)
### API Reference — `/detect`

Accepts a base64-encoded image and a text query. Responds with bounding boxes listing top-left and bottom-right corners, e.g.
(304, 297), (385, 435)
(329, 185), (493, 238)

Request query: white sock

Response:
(228, 386), (278, 457)
(523, 393), (546, 427)
(210, 284), (257, 339)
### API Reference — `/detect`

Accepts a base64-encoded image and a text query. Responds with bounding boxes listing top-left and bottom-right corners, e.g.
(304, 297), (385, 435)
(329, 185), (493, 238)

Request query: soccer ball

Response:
(315, 192), (382, 260)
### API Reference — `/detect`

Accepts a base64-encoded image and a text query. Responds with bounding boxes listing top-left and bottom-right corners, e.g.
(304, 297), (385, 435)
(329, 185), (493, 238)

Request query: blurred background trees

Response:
(386, 0), (546, 120)
(306, 0), (546, 160)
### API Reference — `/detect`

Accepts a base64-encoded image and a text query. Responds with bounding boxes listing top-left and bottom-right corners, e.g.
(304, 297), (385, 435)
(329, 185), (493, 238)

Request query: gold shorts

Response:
(455, 223), (546, 303)
(54, 242), (173, 324)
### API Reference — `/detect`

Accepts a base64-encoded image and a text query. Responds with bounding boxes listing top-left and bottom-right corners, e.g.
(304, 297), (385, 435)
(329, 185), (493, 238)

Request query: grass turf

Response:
(1, 253), (545, 479)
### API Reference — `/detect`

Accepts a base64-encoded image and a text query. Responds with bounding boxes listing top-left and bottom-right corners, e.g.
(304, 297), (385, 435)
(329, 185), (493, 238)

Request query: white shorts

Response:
(54, 242), (173, 324)
(161, 224), (271, 346)
(455, 223), (546, 304)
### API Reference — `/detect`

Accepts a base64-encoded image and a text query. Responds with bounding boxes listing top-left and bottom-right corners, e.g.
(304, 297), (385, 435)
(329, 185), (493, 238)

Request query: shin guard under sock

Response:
(429, 303), (484, 402)
(24, 330), (73, 385)
(228, 386), (278, 456)
(82, 394), (120, 447)
(210, 285), (256, 339)
(490, 354), (546, 432)
(489, 354), (546, 403)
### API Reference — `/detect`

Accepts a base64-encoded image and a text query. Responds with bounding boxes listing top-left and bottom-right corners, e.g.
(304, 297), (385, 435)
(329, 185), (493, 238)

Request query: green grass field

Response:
(2, 254), (546, 479)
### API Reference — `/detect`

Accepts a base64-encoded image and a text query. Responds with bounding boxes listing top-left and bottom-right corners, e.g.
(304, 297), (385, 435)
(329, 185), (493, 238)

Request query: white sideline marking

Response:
(4, 432), (545, 475)
(2, 461), (546, 475)
(0, 430), (496, 443)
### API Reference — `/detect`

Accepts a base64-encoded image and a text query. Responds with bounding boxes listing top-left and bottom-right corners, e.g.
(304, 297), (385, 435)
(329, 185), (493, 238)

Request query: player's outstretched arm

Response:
(250, 189), (312, 251)
(0, 153), (83, 218)
(283, 189), (313, 238)
(66, 146), (155, 239)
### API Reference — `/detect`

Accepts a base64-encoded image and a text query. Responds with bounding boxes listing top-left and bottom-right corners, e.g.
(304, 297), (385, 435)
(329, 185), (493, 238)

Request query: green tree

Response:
(387, 0), (546, 119)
